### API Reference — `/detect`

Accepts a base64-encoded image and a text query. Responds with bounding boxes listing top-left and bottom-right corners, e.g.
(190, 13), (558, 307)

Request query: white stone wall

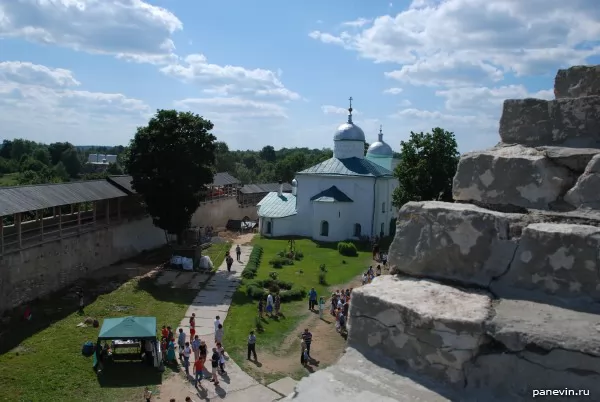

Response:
(258, 215), (298, 237)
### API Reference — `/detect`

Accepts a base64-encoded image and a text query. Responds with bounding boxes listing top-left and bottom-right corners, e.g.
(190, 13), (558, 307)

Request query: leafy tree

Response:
(106, 163), (123, 175)
(259, 145), (276, 162)
(126, 109), (217, 238)
(53, 162), (70, 181)
(48, 142), (73, 165)
(0, 140), (13, 159)
(392, 127), (460, 208)
(60, 147), (82, 177)
(19, 157), (46, 173)
(33, 148), (51, 165)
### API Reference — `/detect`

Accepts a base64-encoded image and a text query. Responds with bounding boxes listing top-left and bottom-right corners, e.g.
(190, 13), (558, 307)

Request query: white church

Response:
(257, 99), (399, 241)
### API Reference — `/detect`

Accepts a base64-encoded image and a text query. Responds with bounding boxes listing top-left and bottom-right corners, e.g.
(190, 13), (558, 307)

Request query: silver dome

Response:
(334, 122), (366, 142)
(291, 179), (298, 187)
(367, 141), (393, 156)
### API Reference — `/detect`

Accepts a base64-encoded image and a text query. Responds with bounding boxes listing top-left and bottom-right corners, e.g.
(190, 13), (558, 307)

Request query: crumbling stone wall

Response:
(348, 65), (600, 401)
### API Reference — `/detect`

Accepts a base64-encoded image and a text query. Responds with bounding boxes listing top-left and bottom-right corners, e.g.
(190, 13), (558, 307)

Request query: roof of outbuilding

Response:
(257, 192), (297, 218)
(211, 172), (240, 186)
(240, 182), (293, 194)
(107, 175), (136, 194)
(0, 180), (128, 216)
(297, 157), (393, 177)
(310, 186), (354, 203)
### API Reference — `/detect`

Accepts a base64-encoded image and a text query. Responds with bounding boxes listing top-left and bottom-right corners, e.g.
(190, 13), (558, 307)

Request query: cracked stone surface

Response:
(389, 201), (527, 287)
(554, 65), (600, 99)
(452, 144), (576, 210)
(348, 276), (492, 385)
(491, 223), (600, 303)
(565, 154), (600, 210)
(537, 146), (600, 173)
(499, 96), (600, 148)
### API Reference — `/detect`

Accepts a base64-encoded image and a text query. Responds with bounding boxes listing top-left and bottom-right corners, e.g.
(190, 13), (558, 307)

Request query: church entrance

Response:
(353, 223), (361, 237)
(266, 221), (272, 235)
(389, 218), (397, 237)
(320, 220), (329, 237)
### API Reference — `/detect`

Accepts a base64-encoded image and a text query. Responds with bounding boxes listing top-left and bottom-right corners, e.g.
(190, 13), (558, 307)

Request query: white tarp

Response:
(199, 255), (214, 270)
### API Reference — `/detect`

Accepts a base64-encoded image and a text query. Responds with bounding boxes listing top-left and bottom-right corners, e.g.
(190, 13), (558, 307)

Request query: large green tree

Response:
(392, 127), (460, 208)
(126, 109), (217, 238)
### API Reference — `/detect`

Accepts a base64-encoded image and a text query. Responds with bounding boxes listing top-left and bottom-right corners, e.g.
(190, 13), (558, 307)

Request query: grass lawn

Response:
(222, 237), (372, 381)
(0, 252), (199, 402)
(0, 173), (18, 186)
(203, 240), (232, 271)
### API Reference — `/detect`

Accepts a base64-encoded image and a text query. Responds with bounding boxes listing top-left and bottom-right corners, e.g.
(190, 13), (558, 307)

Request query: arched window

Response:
(389, 218), (397, 237)
(320, 220), (329, 237)
(353, 223), (361, 237)
(380, 222), (384, 237)
(382, 202), (386, 213)
(266, 221), (272, 235)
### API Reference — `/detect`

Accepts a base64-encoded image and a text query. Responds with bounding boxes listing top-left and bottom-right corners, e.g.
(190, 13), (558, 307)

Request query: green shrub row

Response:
(337, 241), (358, 257)
(241, 245), (263, 279)
(246, 278), (306, 302)
(269, 256), (294, 268)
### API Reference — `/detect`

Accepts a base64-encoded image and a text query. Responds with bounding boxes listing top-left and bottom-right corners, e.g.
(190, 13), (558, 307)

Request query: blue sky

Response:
(1, 0), (599, 153)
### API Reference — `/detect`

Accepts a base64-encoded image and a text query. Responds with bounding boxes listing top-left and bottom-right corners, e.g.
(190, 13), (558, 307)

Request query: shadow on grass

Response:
(97, 362), (163, 388)
(0, 247), (171, 355)
(135, 276), (199, 305)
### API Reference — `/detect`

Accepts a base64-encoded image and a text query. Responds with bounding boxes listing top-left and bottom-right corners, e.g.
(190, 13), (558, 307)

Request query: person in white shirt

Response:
(266, 293), (274, 316)
(183, 341), (192, 375)
(214, 316), (221, 333)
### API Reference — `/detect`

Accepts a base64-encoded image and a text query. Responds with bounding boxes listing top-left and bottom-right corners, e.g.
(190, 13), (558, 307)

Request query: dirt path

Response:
(246, 277), (363, 382)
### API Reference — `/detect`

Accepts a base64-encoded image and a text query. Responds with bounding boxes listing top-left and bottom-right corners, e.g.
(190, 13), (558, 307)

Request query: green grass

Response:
(203, 240), (232, 271)
(222, 237), (371, 381)
(0, 264), (198, 402)
(0, 173), (18, 186)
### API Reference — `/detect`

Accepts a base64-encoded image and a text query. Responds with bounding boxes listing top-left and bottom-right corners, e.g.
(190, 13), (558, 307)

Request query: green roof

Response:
(98, 316), (157, 340)
(310, 186), (354, 203)
(298, 157), (393, 177)
(257, 192), (297, 218)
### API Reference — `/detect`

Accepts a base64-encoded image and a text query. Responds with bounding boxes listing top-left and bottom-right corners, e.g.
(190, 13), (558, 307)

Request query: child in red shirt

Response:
(190, 327), (196, 339)
(193, 356), (205, 386)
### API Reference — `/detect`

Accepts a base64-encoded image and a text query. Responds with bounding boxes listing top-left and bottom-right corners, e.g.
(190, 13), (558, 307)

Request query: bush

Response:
(246, 283), (266, 299)
(280, 287), (307, 302)
(242, 246), (263, 279)
(319, 264), (327, 273)
(245, 279), (305, 302)
(269, 271), (279, 280)
(318, 272), (327, 285)
(294, 250), (304, 260)
(337, 241), (358, 257)
(254, 316), (263, 332)
(268, 256), (294, 268)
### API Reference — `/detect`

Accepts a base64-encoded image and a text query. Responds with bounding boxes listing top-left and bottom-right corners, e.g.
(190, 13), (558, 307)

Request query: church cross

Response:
(348, 96), (353, 109)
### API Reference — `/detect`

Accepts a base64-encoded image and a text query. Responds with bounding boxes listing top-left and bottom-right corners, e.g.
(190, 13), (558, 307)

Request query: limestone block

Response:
(538, 146), (600, 173)
(464, 299), (600, 399)
(499, 96), (600, 147)
(491, 223), (600, 302)
(565, 154), (600, 210)
(389, 201), (528, 287)
(348, 276), (492, 385)
(452, 145), (575, 210)
(555, 65), (600, 99)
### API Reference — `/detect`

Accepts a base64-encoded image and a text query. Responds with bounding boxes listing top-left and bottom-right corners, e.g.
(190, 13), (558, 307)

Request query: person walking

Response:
(177, 328), (186, 360)
(235, 244), (241, 262)
(215, 324), (224, 345)
(214, 316), (221, 333)
(183, 342), (192, 375)
(308, 288), (317, 311)
(209, 348), (220, 386)
(226, 254), (234, 272)
(301, 328), (313, 358)
(192, 335), (200, 361)
(193, 356), (204, 386)
(247, 330), (257, 360)
(266, 293), (274, 317)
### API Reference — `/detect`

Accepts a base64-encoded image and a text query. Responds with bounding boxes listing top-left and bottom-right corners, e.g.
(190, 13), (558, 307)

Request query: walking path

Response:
(159, 244), (283, 401)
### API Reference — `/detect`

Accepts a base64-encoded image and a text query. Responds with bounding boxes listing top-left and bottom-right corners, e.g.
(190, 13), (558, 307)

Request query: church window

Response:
(353, 223), (361, 237)
(320, 220), (329, 237)
(380, 222), (384, 237)
(266, 221), (272, 235)
(382, 202), (385, 213)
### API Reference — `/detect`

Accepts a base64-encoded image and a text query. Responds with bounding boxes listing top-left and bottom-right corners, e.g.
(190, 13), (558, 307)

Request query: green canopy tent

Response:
(98, 316), (157, 340)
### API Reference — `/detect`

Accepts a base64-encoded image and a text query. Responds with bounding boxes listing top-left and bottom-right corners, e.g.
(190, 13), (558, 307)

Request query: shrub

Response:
(280, 287), (307, 302)
(242, 246), (263, 279)
(245, 279), (304, 301)
(337, 241), (358, 257)
(268, 256), (294, 268)
(319, 264), (327, 273)
(294, 250), (304, 260)
(269, 271), (278, 280)
(254, 316), (263, 332)
(318, 272), (327, 285)
(246, 283), (266, 299)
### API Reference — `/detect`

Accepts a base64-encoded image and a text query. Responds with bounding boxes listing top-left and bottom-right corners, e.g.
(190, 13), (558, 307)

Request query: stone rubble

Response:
(290, 64), (600, 402)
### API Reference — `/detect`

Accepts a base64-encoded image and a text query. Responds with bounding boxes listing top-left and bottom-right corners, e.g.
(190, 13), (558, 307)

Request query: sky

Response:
(0, 0), (599, 153)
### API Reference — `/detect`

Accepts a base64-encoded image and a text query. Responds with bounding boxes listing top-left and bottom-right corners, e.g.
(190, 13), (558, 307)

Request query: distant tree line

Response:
(0, 139), (125, 186)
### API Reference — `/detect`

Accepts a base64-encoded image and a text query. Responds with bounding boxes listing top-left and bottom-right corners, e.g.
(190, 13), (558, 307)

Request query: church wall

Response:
(311, 202), (354, 241)
(295, 174), (376, 239)
(258, 215), (298, 237)
(374, 177), (399, 237)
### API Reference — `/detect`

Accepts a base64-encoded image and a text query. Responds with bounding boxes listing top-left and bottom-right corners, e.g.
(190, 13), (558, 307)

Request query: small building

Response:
(205, 172), (241, 200)
(237, 182), (293, 207)
(257, 98), (399, 241)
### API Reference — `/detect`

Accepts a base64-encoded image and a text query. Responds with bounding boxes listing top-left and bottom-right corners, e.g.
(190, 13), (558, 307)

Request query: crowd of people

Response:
(158, 314), (229, 390)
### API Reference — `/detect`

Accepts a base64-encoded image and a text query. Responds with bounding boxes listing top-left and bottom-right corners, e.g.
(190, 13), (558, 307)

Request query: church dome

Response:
(367, 126), (393, 157)
(334, 122), (365, 142)
(333, 97), (365, 142)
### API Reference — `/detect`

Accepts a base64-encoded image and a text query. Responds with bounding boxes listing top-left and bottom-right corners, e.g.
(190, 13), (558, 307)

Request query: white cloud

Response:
(174, 97), (287, 119)
(341, 18), (371, 28)
(0, 0), (182, 64)
(383, 87), (403, 95)
(436, 85), (553, 112)
(161, 54), (300, 101)
(0, 61), (150, 144)
(309, 0), (600, 85)
(321, 105), (360, 115)
(398, 99), (412, 107)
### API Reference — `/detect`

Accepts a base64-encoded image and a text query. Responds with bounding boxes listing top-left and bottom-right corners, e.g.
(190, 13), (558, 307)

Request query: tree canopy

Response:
(125, 109), (217, 236)
(392, 127), (460, 208)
